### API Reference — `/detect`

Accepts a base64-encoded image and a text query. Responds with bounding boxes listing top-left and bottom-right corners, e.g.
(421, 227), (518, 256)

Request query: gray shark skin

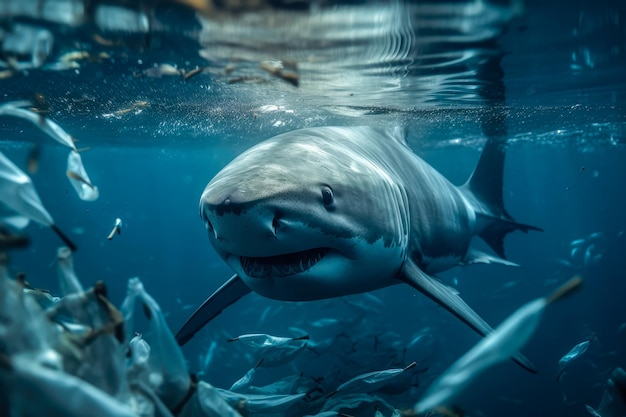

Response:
(176, 126), (540, 372)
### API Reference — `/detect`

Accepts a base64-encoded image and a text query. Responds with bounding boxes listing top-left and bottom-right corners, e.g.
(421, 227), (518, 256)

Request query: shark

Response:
(176, 126), (541, 372)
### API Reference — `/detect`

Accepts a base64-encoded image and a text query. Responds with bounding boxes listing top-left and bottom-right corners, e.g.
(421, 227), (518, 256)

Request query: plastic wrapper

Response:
(0, 150), (54, 227)
(124, 277), (190, 409)
(3, 354), (136, 417)
(57, 246), (84, 295)
(332, 362), (417, 396)
(216, 388), (306, 414)
(228, 333), (309, 367)
(229, 366), (257, 393)
(67, 151), (99, 201)
(0, 24), (53, 69)
(0, 101), (77, 150)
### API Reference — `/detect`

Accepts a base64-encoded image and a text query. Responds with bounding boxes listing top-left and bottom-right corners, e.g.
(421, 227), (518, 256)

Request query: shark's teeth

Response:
(241, 248), (329, 278)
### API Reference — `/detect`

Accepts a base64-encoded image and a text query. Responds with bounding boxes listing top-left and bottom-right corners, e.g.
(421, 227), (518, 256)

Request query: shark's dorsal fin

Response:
(463, 137), (508, 217)
(176, 274), (251, 346)
(399, 258), (537, 373)
(462, 135), (542, 259)
(383, 125), (410, 148)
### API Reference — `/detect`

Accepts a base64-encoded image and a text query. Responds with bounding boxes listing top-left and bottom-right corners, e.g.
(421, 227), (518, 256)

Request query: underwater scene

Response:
(1, 0), (625, 416)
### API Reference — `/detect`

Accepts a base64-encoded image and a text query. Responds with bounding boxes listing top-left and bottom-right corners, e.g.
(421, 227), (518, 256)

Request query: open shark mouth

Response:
(240, 247), (330, 278)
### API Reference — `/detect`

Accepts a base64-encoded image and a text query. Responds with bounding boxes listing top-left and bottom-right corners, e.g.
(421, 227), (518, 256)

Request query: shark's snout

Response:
(200, 195), (335, 281)
(200, 194), (289, 255)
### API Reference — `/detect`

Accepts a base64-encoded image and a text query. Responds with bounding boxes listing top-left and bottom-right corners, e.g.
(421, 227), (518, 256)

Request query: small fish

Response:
(107, 218), (123, 240)
(583, 244), (596, 266)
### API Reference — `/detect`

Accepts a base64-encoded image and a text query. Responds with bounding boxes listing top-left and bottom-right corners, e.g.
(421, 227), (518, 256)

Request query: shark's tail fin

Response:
(462, 136), (542, 259)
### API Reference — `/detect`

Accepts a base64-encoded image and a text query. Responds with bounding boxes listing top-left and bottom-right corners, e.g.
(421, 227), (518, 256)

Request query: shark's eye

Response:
(321, 185), (334, 206)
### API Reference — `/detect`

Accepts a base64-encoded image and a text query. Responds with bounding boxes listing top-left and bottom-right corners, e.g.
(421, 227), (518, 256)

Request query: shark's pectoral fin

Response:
(399, 259), (537, 374)
(461, 248), (520, 267)
(176, 274), (251, 346)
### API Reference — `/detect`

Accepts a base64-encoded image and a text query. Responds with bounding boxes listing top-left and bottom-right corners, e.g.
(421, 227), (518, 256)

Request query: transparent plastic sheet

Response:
(5, 355), (137, 417)
(56, 246), (84, 295)
(45, 286), (130, 400)
(124, 278), (190, 410)
(178, 382), (243, 417)
(332, 363), (417, 396)
(0, 24), (53, 69)
(0, 101), (77, 150)
(0, 261), (113, 417)
(320, 393), (398, 415)
(67, 151), (99, 201)
(216, 388), (306, 414)
(0, 100), (99, 202)
(229, 366), (257, 393)
(0, 204), (29, 229)
(246, 372), (302, 395)
(228, 333), (309, 367)
(0, 261), (60, 359)
(0, 150), (54, 227)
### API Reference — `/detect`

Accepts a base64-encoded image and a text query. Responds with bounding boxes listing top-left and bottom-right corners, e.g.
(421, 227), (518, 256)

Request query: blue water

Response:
(1, 0), (625, 416)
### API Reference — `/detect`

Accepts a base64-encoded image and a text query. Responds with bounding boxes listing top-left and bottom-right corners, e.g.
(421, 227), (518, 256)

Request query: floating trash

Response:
(556, 333), (596, 381)
(329, 362), (417, 396)
(107, 218), (123, 240)
(228, 333), (310, 368)
(0, 151), (76, 251)
(66, 151), (99, 201)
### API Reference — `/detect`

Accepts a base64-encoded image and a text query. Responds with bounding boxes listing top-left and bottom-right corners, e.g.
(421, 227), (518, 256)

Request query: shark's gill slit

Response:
(241, 247), (330, 278)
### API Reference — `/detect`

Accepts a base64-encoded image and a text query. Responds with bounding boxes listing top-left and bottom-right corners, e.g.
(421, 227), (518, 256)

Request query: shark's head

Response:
(200, 127), (410, 301)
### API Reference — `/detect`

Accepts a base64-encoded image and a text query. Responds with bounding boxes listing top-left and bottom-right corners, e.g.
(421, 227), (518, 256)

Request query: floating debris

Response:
(329, 362), (417, 397)
(56, 246), (84, 296)
(1, 101), (98, 203)
(107, 218), (123, 240)
(66, 151), (99, 201)
(141, 63), (182, 78)
(229, 361), (260, 392)
(260, 60), (299, 87)
(227, 75), (267, 85)
(0, 151), (76, 251)
(0, 23), (53, 69)
(216, 388), (307, 414)
(103, 101), (149, 118)
(182, 66), (204, 80)
(0, 69), (15, 79)
(228, 333), (310, 367)
(0, 101), (77, 150)
(556, 333), (596, 381)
